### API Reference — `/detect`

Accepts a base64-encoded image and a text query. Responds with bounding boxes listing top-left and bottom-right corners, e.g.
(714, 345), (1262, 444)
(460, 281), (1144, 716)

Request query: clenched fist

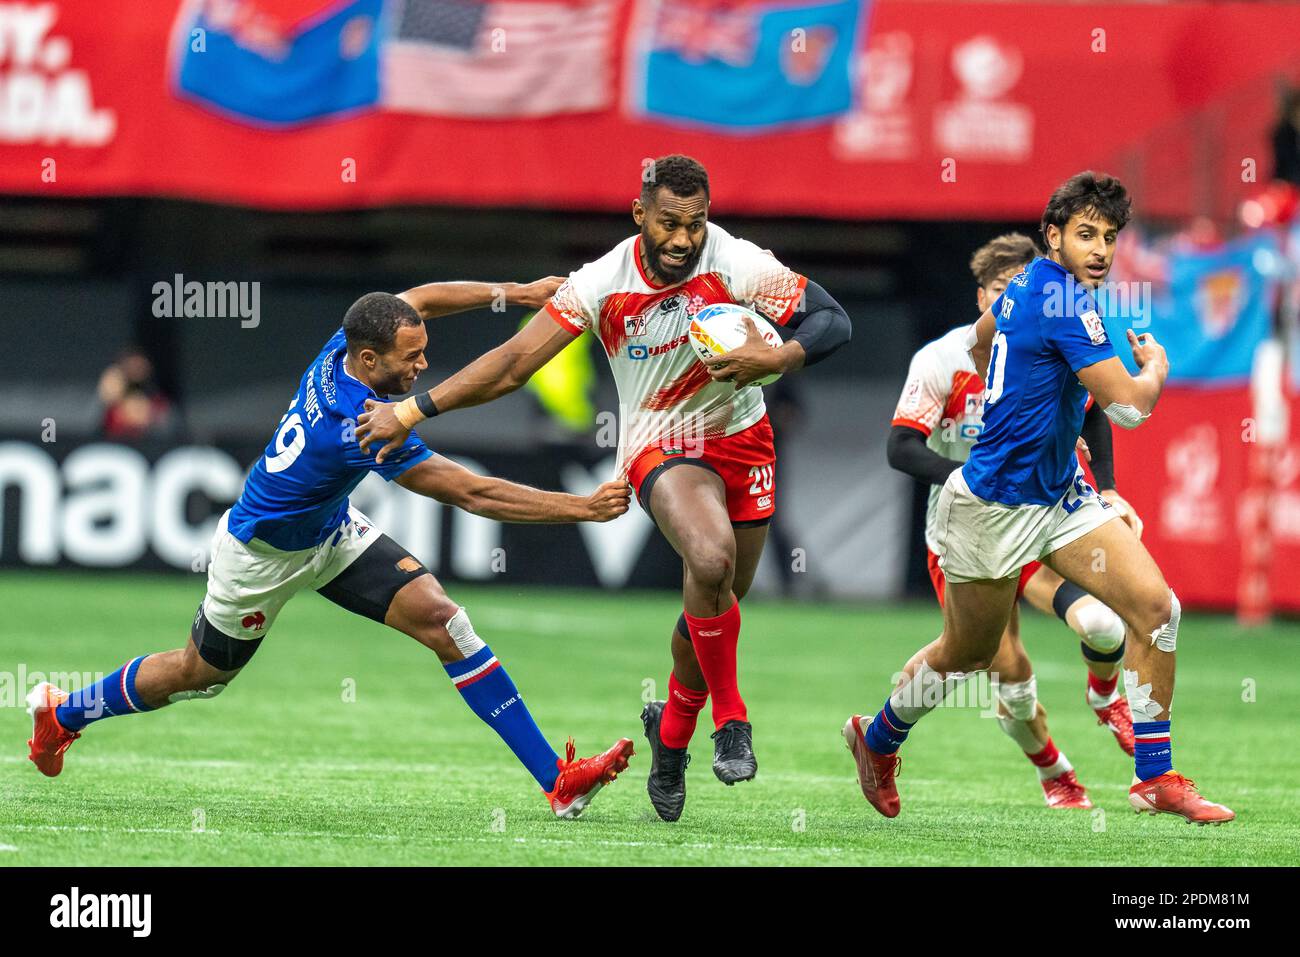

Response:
(584, 479), (632, 522)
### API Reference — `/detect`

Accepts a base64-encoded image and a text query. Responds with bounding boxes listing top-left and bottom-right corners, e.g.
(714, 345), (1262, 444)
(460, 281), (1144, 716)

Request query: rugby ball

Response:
(687, 303), (783, 387)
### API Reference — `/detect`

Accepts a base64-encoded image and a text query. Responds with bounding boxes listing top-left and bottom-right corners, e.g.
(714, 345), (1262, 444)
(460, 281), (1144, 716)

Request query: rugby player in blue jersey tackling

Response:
(845, 172), (1234, 824)
(28, 278), (637, 819)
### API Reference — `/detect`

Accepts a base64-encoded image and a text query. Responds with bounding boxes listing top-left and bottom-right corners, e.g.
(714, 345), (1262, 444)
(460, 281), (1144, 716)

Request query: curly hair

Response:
(640, 154), (710, 205)
(1041, 171), (1132, 244)
(343, 292), (421, 354)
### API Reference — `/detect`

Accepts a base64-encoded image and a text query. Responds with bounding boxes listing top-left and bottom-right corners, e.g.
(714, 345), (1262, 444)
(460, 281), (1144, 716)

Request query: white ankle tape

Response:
(996, 676), (1038, 721)
(890, 660), (960, 724)
(167, 683), (226, 704)
(447, 607), (486, 657)
(1123, 669), (1166, 720)
(1149, 592), (1180, 653)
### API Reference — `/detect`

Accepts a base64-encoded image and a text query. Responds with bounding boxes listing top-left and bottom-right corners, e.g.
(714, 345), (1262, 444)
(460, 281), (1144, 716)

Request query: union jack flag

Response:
(649, 0), (756, 66)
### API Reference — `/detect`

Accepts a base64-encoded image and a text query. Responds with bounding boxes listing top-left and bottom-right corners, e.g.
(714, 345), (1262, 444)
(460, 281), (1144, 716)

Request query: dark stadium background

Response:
(1, 0), (1298, 614)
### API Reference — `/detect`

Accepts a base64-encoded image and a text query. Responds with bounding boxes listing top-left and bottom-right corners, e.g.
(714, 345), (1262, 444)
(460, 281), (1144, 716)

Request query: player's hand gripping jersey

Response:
(963, 256), (1116, 507)
(543, 224), (806, 474)
(228, 328), (432, 550)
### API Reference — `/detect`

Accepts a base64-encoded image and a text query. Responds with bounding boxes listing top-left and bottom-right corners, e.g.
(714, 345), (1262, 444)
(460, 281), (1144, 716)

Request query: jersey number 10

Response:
(984, 332), (1009, 406)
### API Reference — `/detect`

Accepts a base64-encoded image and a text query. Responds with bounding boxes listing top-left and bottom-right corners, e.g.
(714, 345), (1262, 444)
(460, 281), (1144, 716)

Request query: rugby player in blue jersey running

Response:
(844, 172), (1234, 824)
(27, 278), (636, 819)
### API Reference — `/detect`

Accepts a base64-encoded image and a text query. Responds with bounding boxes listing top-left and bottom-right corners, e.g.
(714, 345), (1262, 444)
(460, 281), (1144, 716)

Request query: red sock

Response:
(685, 600), (746, 729)
(660, 673), (708, 749)
(1028, 738), (1061, 768)
(1088, 672), (1119, 698)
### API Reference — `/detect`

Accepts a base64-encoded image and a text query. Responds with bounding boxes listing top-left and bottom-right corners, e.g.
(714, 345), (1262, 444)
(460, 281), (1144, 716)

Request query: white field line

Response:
(2, 823), (840, 855)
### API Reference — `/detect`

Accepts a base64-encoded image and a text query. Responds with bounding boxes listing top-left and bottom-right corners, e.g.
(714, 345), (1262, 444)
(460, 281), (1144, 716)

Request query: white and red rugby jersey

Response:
(543, 223), (806, 472)
(891, 323), (987, 552)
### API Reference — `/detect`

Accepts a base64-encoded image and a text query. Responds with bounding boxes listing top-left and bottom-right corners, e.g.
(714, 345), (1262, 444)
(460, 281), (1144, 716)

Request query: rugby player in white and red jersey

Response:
(889, 233), (1141, 809)
(357, 155), (851, 821)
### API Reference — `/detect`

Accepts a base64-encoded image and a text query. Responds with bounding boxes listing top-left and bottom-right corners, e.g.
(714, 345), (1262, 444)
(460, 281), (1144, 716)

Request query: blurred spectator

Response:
(1273, 87), (1300, 187)
(97, 349), (176, 441)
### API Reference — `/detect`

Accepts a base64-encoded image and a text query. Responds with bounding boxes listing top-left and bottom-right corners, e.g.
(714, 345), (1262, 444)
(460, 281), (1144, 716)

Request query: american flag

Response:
(384, 0), (619, 117)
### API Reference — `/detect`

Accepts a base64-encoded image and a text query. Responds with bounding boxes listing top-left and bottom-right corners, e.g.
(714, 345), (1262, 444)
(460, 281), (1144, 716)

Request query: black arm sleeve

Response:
(1080, 400), (1115, 490)
(887, 425), (962, 487)
(782, 279), (851, 367)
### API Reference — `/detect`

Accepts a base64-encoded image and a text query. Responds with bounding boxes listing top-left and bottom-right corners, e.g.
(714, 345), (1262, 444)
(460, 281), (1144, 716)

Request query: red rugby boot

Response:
(1041, 769), (1093, 809)
(544, 737), (634, 819)
(26, 682), (80, 778)
(1129, 771), (1235, 825)
(1091, 692), (1135, 756)
(842, 715), (902, 818)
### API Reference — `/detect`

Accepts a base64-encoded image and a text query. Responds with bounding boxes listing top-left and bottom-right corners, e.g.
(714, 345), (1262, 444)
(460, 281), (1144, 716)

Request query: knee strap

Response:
(1075, 602), (1126, 653)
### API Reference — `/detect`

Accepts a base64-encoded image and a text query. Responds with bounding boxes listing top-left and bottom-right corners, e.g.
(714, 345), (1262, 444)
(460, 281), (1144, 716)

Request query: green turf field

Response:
(2, 572), (1296, 866)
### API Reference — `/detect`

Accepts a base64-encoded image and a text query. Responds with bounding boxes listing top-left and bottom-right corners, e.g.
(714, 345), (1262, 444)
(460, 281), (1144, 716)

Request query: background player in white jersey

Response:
(890, 233), (1140, 809)
(355, 155), (852, 821)
(846, 172), (1233, 824)
(28, 279), (638, 819)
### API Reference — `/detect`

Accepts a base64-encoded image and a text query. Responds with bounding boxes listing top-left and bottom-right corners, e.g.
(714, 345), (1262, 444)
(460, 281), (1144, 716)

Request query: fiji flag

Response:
(1104, 232), (1276, 384)
(629, 0), (867, 132)
(174, 0), (383, 127)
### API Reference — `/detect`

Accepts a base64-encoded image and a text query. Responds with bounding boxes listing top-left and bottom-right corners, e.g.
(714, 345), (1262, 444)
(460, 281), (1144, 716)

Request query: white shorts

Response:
(933, 469), (1117, 584)
(202, 506), (382, 641)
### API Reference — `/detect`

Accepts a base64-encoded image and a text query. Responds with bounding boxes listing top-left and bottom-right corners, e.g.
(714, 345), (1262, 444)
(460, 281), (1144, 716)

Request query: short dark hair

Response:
(1041, 171), (1132, 243)
(969, 233), (1040, 287)
(343, 292), (421, 354)
(641, 154), (710, 205)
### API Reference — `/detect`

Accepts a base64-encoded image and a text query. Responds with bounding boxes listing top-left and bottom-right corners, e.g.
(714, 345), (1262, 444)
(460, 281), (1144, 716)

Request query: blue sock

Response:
(1133, 720), (1173, 781)
(864, 699), (913, 755)
(445, 646), (560, 792)
(56, 656), (154, 732)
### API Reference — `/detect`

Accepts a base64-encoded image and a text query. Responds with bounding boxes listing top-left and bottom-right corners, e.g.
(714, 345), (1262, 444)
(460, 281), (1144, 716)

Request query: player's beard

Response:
(1059, 244), (1110, 290)
(642, 229), (703, 285)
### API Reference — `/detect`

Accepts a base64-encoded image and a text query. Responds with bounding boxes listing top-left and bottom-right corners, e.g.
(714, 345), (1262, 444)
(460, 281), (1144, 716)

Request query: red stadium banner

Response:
(1112, 385), (1300, 614)
(1, 0), (1297, 217)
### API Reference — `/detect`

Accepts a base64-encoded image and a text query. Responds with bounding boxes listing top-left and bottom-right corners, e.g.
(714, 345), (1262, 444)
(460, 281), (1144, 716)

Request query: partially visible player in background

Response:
(28, 278), (637, 820)
(848, 172), (1234, 824)
(356, 155), (852, 822)
(889, 233), (1140, 809)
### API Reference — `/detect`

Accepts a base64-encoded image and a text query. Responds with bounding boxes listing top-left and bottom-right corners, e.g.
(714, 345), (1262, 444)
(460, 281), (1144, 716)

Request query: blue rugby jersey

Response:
(227, 328), (431, 550)
(963, 257), (1116, 506)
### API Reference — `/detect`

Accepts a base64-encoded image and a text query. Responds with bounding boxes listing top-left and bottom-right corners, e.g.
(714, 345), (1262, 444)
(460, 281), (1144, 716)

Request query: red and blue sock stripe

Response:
(1133, 719), (1173, 781)
(56, 656), (154, 732)
(444, 646), (560, 792)
(864, 699), (914, 755)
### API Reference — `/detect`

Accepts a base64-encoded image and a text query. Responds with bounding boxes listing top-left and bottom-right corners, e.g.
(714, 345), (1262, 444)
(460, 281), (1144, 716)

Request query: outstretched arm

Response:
(398, 277), (564, 320)
(358, 305), (578, 463)
(395, 454), (630, 523)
